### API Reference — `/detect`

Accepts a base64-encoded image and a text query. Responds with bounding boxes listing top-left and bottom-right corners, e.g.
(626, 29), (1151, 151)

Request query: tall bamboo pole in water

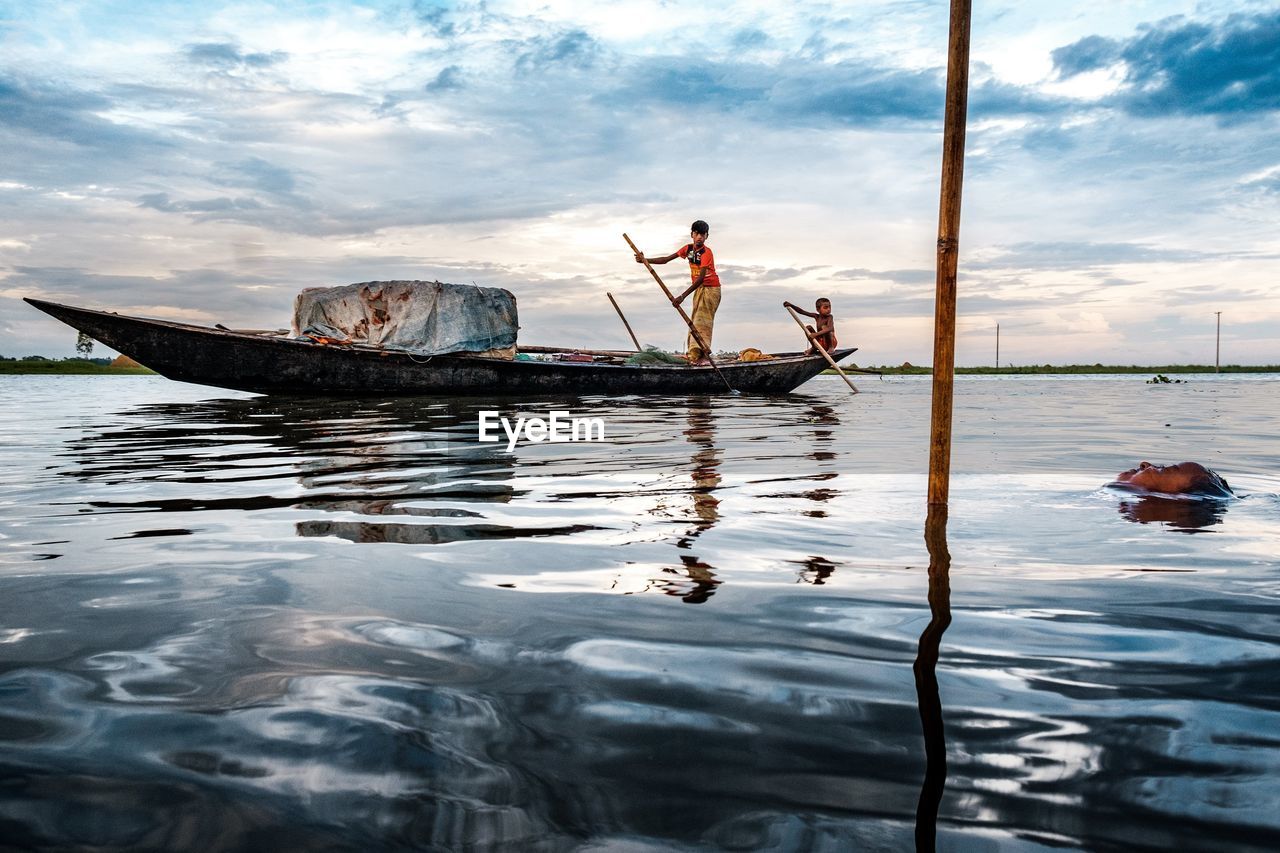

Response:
(927, 0), (973, 508)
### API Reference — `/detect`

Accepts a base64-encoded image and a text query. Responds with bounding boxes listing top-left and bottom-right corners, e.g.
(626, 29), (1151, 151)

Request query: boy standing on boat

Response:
(634, 220), (721, 363)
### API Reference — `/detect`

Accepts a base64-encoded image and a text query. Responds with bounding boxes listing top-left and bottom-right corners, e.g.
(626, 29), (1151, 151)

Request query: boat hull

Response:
(26, 298), (856, 396)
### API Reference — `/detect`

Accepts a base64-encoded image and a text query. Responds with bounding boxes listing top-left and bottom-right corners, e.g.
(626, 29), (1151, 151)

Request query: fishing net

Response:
(625, 346), (688, 365)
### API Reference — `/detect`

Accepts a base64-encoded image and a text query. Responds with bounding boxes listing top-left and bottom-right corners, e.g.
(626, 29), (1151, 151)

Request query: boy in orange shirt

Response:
(635, 220), (721, 363)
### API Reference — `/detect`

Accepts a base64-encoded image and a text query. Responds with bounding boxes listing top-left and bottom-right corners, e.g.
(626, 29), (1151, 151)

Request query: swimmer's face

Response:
(1114, 461), (1227, 495)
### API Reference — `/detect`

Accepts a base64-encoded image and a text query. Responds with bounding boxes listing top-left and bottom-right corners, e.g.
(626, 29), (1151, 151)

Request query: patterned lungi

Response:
(686, 286), (722, 361)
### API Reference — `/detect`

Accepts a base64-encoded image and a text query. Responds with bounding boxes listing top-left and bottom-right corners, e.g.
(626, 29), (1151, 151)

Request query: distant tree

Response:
(75, 332), (94, 359)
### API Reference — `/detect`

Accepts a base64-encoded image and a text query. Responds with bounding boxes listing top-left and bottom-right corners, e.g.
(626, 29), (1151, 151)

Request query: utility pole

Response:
(927, 0), (972, 510)
(995, 323), (999, 370)
(1215, 311), (1221, 373)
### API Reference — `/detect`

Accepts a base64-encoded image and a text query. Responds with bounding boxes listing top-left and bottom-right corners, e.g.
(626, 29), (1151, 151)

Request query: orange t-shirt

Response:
(676, 243), (720, 288)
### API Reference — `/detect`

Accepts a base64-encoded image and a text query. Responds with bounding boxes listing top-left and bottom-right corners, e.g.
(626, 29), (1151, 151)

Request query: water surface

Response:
(1, 374), (1277, 851)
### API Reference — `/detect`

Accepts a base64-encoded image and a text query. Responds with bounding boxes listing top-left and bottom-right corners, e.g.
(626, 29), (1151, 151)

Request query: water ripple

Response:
(1, 376), (1278, 850)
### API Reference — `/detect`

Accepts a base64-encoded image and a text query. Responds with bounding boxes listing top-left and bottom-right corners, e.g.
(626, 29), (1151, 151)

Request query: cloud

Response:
(3, 265), (288, 329)
(772, 64), (939, 122)
(1239, 164), (1280, 195)
(732, 28), (770, 51)
(615, 55), (1059, 126)
(830, 268), (935, 285)
(1061, 310), (1111, 335)
(718, 264), (826, 284)
(972, 242), (1223, 271)
(610, 58), (767, 111)
(0, 9), (1062, 245)
(514, 29), (600, 72)
(1053, 11), (1280, 117)
(425, 65), (463, 92)
(211, 157), (301, 196)
(1159, 284), (1272, 309)
(1050, 35), (1121, 77)
(184, 42), (287, 70)
(137, 193), (266, 216)
(0, 74), (167, 152)
(412, 1), (458, 38)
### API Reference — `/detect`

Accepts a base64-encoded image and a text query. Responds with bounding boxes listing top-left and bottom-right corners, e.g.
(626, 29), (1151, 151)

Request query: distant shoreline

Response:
(825, 364), (1280, 376)
(0, 361), (156, 375)
(3, 360), (1277, 378)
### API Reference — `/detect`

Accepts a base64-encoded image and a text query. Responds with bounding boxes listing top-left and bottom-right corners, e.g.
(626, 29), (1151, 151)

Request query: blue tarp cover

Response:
(292, 280), (518, 358)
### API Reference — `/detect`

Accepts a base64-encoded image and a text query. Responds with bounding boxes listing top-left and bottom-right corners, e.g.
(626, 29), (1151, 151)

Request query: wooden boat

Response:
(25, 298), (856, 396)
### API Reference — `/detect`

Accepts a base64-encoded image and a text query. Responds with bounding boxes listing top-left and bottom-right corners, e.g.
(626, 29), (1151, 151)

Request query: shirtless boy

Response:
(784, 298), (838, 354)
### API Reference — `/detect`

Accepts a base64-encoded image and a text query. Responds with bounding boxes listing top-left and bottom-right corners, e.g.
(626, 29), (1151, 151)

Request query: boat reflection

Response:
(58, 396), (537, 544)
(296, 518), (600, 545)
(61, 393), (851, 596)
(1117, 495), (1230, 533)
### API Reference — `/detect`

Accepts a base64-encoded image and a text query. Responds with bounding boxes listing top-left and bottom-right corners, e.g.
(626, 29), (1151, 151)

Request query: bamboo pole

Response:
(927, 0), (972, 509)
(622, 233), (736, 394)
(607, 292), (642, 351)
(784, 305), (858, 394)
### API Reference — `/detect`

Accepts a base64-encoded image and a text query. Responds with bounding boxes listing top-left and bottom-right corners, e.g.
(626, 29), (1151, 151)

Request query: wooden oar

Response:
(606, 292), (642, 351)
(785, 305), (858, 394)
(623, 233), (736, 394)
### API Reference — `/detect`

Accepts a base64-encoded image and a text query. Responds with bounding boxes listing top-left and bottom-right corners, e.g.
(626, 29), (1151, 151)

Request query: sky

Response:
(1, 0), (1277, 365)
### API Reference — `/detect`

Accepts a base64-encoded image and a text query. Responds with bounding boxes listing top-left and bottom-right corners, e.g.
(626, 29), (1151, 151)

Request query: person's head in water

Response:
(690, 220), (709, 248)
(1111, 461), (1233, 497)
